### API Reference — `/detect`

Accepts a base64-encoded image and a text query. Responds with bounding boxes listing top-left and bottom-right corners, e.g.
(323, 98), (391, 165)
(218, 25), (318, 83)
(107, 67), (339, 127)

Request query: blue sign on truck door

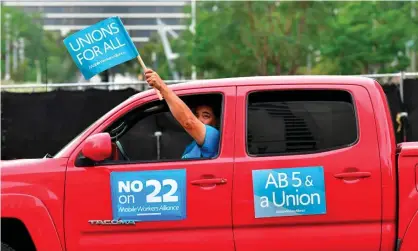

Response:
(252, 166), (327, 218)
(110, 169), (186, 222)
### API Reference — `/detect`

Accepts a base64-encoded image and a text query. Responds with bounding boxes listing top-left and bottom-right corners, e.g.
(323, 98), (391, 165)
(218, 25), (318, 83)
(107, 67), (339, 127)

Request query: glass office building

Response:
(3, 0), (191, 47)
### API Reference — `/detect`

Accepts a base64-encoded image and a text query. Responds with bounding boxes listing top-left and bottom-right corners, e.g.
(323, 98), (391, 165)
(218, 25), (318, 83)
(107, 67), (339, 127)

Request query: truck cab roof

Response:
(134, 75), (379, 101)
(170, 75), (377, 88)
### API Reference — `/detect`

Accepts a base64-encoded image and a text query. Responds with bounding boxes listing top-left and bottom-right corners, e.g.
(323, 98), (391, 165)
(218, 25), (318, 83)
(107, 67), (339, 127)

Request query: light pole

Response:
(191, 0), (197, 80)
(406, 40), (415, 72)
(411, 0), (416, 72)
(191, 0), (196, 34)
(19, 38), (25, 66)
(412, 42), (417, 72)
(5, 13), (11, 81)
(13, 31), (18, 73)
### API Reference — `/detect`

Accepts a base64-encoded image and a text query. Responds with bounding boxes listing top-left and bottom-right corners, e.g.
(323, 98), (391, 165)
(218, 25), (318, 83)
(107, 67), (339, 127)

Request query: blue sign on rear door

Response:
(252, 166), (327, 218)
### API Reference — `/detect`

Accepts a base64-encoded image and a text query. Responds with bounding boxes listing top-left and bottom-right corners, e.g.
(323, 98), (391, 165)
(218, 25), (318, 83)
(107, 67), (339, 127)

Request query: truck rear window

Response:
(246, 89), (358, 156)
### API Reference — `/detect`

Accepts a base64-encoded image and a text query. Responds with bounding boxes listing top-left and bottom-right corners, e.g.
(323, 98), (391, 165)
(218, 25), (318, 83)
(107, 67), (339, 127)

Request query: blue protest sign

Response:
(63, 16), (138, 79)
(252, 166), (326, 218)
(110, 169), (187, 222)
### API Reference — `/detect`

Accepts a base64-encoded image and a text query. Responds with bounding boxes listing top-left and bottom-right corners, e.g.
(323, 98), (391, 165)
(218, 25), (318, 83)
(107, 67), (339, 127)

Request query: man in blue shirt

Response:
(145, 69), (220, 159)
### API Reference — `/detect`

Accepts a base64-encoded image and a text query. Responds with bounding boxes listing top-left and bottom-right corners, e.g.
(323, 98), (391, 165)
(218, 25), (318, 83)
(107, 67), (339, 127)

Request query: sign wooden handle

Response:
(137, 55), (163, 100)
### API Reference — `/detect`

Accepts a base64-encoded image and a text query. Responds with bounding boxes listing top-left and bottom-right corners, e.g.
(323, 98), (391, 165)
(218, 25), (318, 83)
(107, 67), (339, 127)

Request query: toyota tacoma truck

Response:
(2, 76), (418, 251)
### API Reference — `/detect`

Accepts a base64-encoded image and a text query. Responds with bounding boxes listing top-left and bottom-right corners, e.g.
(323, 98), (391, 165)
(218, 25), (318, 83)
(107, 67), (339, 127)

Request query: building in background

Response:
(3, 0), (191, 48)
(2, 0), (194, 83)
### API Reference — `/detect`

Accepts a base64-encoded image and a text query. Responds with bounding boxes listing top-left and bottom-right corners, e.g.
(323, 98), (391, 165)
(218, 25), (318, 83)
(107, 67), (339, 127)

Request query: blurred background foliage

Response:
(1, 6), (79, 83)
(1, 1), (417, 82)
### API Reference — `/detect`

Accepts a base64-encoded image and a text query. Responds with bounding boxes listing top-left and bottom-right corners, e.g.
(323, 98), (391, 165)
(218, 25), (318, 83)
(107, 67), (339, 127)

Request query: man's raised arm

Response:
(144, 69), (206, 145)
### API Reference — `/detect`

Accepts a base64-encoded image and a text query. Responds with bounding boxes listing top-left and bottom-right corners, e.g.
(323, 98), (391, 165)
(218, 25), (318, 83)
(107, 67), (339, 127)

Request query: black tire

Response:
(1, 242), (16, 251)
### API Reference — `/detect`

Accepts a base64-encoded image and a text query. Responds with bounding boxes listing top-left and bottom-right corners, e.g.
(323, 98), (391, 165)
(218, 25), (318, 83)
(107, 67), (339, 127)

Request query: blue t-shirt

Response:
(182, 125), (220, 159)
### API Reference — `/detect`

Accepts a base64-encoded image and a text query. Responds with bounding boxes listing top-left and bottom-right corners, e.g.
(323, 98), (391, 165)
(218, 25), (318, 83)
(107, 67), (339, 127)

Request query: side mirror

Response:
(81, 133), (112, 162)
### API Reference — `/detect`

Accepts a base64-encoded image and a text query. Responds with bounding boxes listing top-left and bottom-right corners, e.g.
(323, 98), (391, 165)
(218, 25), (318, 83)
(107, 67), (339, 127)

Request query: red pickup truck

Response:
(2, 76), (418, 251)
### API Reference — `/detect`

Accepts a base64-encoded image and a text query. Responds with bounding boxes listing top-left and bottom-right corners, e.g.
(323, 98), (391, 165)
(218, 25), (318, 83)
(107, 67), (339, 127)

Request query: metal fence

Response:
(0, 79), (185, 93)
(1, 71), (418, 101)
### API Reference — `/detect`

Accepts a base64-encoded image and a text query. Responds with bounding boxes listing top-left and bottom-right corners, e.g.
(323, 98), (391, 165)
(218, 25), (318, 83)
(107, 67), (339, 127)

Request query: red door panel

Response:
(64, 87), (236, 251)
(232, 84), (382, 251)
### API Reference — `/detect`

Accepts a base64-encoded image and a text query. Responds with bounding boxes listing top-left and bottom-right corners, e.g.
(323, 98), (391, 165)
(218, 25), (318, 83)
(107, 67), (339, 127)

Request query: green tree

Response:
(1, 6), (78, 83)
(315, 1), (417, 74)
(177, 1), (335, 78)
(146, 1), (417, 79)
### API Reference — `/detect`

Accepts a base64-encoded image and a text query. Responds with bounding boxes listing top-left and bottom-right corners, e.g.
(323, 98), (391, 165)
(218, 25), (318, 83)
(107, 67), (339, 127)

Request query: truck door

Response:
(64, 87), (236, 251)
(232, 84), (382, 251)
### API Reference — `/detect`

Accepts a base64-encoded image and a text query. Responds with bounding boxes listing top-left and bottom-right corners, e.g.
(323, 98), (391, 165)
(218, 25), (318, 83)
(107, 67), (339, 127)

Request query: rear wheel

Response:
(1, 242), (16, 251)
